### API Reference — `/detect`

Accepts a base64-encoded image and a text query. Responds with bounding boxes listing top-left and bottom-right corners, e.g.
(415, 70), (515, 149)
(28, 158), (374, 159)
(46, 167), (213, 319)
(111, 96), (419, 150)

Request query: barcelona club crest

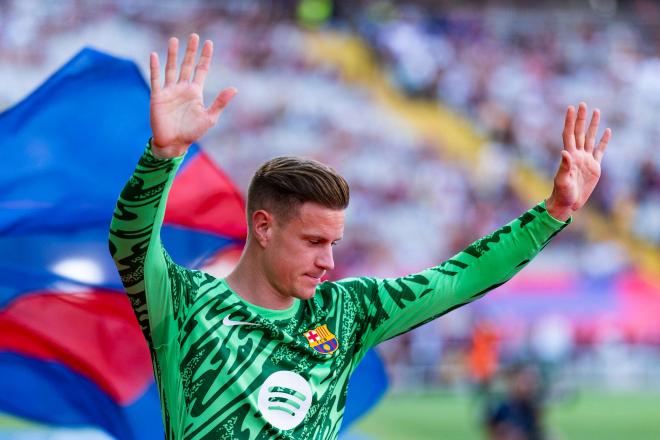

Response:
(303, 324), (339, 354)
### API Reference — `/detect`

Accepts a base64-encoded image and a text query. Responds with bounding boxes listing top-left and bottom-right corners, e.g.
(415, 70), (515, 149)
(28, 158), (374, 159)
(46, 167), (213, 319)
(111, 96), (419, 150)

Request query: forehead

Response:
(283, 202), (345, 236)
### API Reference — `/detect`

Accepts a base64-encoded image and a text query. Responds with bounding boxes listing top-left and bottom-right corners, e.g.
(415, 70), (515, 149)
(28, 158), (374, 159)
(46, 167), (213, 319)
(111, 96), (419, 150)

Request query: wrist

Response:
(150, 138), (188, 159)
(544, 197), (574, 222)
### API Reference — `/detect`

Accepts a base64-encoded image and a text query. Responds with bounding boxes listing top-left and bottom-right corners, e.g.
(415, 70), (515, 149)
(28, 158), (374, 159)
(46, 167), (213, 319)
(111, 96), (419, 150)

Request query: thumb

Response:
(208, 87), (238, 121)
(560, 151), (572, 171)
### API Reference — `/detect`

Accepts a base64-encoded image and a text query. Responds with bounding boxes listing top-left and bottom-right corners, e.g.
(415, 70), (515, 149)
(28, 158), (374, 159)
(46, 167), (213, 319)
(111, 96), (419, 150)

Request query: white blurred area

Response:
(0, 428), (113, 440)
(51, 257), (105, 284)
(1, 0), (659, 401)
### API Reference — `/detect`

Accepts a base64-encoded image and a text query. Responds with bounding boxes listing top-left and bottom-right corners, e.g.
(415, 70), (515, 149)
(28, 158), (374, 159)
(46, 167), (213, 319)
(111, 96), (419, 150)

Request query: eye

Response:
(308, 239), (321, 245)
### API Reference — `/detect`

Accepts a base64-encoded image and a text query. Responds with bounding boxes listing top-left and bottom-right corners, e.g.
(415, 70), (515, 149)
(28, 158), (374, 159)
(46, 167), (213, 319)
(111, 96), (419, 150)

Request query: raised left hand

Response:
(546, 102), (612, 221)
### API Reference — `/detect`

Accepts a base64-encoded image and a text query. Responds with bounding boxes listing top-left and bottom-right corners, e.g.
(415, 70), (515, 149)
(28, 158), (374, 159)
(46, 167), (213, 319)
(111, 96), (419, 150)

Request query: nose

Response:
(316, 244), (335, 271)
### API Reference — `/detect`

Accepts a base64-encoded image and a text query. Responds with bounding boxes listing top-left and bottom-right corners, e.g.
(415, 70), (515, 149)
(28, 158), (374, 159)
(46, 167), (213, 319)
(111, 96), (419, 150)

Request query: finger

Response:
(150, 52), (161, 92)
(178, 33), (199, 83)
(192, 40), (213, 87)
(584, 108), (600, 153)
(594, 128), (612, 163)
(574, 102), (587, 149)
(208, 87), (238, 121)
(562, 105), (576, 151)
(164, 37), (179, 86)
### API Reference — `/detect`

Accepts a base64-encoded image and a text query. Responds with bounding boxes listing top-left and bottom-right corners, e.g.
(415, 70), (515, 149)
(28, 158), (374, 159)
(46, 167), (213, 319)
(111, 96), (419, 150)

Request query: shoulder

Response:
(314, 277), (379, 312)
(324, 276), (379, 293)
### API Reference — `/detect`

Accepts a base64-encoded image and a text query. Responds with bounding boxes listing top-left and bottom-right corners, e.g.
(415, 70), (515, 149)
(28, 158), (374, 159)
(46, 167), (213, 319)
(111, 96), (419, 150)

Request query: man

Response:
(109, 34), (611, 439)
(485, 363), (546, 440)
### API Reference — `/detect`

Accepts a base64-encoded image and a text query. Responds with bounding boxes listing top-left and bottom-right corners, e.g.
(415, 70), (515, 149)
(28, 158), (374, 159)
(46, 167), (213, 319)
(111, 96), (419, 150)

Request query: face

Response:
(512, 368), (539, 400)
(257, 202), (344, 301)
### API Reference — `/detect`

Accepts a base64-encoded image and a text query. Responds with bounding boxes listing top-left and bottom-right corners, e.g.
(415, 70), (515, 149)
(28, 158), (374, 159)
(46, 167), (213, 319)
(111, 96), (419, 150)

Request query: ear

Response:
(251, 209), (273, 248)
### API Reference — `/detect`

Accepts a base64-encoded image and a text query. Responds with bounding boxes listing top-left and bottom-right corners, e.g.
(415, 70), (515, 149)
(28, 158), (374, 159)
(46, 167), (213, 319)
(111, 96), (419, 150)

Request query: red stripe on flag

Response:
(0, 290), (153, 404)
(165, 151), (247, 239)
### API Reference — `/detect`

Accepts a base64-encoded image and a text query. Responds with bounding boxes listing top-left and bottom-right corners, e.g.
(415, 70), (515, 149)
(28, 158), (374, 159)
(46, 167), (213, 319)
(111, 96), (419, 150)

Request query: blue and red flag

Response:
(0, 48), (245, 438)
(0, 48), (387, 438)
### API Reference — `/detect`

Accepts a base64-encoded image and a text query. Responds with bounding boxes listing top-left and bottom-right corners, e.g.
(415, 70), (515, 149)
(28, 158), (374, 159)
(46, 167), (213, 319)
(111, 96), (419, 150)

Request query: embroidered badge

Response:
(303, 324), (339, 354)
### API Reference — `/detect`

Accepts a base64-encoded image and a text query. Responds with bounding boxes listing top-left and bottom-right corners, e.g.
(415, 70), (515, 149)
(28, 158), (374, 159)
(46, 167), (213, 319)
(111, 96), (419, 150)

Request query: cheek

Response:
(268, 237), (305, 275)
(279, 245), (318, 284)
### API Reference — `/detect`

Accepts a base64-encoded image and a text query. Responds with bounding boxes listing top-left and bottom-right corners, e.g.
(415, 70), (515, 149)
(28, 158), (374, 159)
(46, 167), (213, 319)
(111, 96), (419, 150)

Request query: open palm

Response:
(547, 102), (611, 220)
(149, 34), (236, 158)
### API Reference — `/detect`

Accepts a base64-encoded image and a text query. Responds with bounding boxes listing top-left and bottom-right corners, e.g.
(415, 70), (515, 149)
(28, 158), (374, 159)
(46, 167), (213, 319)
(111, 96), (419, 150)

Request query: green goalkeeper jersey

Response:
(109, 143), (569, 440)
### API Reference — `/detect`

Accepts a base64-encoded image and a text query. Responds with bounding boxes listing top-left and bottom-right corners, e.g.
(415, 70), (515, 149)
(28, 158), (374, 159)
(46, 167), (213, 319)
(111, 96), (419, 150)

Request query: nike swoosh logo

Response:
(223, 315), (259, 327)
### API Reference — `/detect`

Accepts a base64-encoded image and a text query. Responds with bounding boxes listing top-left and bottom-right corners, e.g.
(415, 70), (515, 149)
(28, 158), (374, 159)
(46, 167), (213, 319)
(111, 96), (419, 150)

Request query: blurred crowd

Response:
(357, 0), (660, 244)
(0, 0), (544, 279)
(1, 0), (658, 394)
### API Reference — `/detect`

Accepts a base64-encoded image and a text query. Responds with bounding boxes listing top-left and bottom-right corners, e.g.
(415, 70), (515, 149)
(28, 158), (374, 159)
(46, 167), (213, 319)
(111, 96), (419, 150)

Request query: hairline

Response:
(248, 200), (346, 231)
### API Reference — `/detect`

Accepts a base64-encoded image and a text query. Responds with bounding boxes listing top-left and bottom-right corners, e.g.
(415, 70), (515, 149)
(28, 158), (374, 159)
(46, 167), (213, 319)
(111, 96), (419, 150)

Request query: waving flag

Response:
(0, 48), (387, 438)
(0, 48), (245, 439)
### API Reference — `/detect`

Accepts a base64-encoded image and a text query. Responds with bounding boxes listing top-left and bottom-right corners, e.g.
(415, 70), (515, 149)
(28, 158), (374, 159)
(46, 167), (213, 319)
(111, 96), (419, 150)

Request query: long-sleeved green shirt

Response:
(109, 143), (569, 439)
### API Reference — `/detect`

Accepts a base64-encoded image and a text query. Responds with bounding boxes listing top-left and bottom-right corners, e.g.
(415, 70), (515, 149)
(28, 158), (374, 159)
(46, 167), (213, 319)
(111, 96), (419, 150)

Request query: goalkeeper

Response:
(109, 34), (611, 439)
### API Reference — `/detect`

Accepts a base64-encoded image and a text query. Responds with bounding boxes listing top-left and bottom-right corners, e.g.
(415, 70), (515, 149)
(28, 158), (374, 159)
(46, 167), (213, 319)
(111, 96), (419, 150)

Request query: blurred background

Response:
(1, 0), (659, 439)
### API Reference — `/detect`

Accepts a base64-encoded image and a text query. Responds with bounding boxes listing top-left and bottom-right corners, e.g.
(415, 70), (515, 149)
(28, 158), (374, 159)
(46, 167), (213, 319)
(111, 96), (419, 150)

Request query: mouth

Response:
(304, 274), (323, 283)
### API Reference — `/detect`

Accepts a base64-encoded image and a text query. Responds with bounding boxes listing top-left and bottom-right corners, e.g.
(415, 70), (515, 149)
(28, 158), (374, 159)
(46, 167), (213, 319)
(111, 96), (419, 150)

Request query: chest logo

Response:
(258, 371), (312, 430)
(303, 324), (339, 354)
(222, 315), (258, 327)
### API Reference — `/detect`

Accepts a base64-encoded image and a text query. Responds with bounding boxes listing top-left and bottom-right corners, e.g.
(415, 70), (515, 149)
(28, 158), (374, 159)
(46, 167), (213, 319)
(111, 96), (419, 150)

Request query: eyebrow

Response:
(302, 234), (343, 243)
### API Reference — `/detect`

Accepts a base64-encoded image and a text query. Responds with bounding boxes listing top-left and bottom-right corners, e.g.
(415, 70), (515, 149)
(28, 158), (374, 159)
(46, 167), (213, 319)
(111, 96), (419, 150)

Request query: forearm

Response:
(362, 202), (570, 345)
(108, 140), (184, 341)
(431, 201), (570, 305)
(109, 140), (184, 288)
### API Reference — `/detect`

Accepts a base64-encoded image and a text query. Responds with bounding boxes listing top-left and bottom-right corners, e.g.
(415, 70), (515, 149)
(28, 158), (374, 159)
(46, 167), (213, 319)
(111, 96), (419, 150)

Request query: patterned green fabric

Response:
(109, 143), (569, 439)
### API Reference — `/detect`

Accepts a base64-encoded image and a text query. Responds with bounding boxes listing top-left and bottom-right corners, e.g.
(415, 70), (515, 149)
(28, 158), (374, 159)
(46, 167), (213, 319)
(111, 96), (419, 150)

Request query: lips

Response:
(304, 273), (323, 283)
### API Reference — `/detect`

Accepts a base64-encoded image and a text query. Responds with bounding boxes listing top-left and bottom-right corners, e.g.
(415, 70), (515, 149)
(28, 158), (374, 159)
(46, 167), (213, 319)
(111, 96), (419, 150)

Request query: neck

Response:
(225, 242), (295, 310)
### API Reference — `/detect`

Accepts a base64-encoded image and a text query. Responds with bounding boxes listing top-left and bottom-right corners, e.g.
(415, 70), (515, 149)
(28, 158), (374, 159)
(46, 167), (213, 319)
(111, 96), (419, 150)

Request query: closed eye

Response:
(304, 236), (342, 246)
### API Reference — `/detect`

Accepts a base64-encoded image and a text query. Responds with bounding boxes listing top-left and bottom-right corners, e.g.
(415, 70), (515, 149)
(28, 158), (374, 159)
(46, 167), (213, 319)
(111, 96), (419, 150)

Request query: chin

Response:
(293, 287), (318, 300)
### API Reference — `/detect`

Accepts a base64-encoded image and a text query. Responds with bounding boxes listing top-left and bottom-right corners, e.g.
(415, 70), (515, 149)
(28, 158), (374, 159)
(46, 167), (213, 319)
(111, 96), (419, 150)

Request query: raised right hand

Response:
(149, 33), (237, 159)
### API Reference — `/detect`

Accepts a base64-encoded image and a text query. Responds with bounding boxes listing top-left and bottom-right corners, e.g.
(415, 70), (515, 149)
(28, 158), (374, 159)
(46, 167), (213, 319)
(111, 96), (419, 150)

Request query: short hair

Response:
(246, 156), (350, 224)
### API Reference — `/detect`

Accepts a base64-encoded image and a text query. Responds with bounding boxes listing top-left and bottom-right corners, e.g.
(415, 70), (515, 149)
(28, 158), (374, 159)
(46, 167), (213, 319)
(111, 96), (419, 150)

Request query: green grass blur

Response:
(349, 390), (660, 440)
